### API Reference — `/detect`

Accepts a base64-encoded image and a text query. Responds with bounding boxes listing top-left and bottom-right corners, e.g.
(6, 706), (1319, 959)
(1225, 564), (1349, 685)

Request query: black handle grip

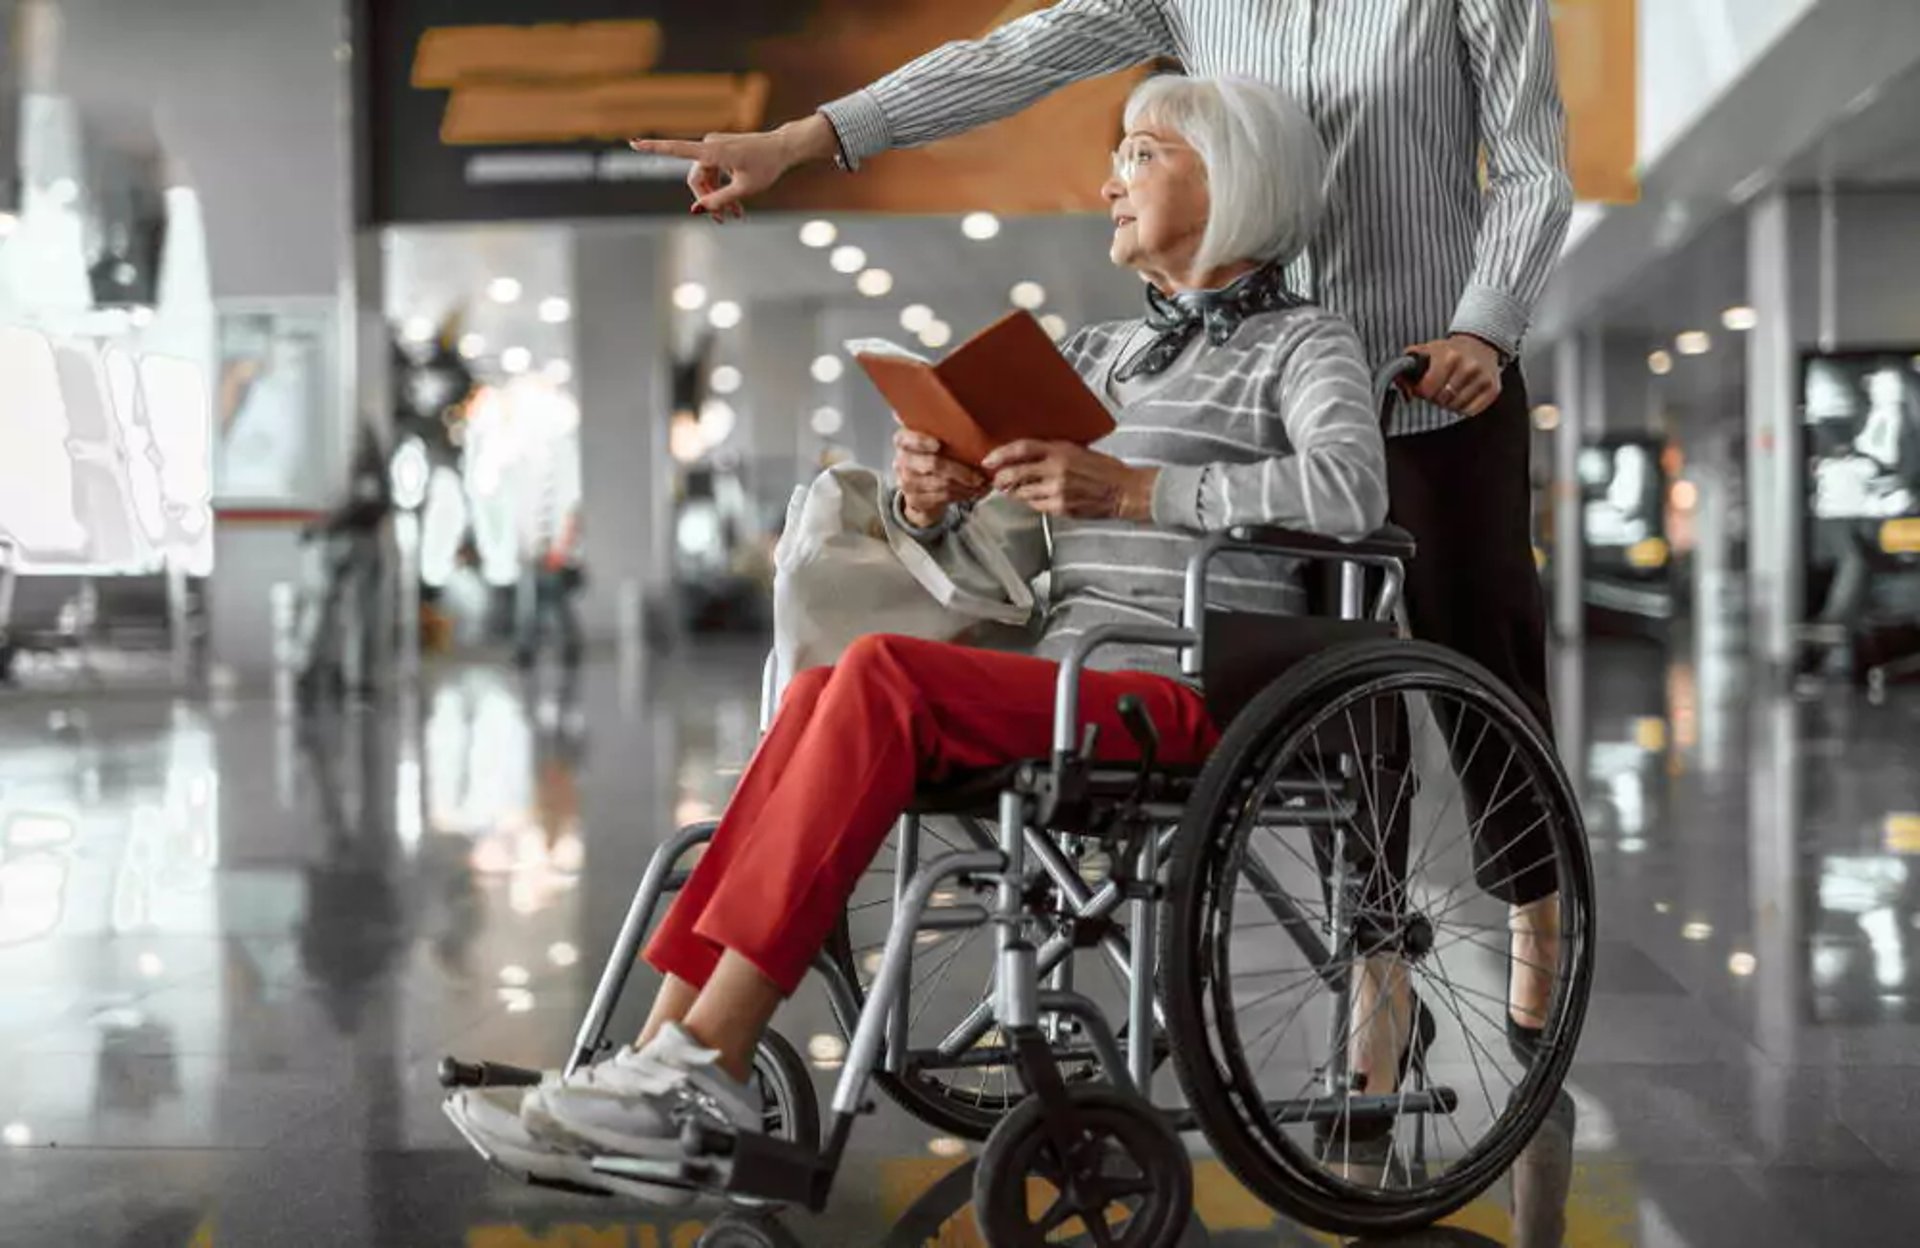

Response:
(1116, 695), (1161, 769)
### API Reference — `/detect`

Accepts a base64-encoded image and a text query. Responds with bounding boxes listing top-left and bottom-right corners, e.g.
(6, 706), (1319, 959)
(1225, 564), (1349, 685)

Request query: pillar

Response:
(570, 224), (674, 663)
(1551, 333), (1594, 643)
(1745, 192), (1800, 674)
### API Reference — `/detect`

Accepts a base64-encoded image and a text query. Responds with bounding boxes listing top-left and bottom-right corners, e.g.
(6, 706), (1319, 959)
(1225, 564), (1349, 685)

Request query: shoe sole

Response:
(443, 1097), (696, 1207)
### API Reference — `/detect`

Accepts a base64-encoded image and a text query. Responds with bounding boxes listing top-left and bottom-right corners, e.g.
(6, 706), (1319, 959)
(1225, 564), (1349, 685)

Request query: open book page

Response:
(844, 337), (933, 366)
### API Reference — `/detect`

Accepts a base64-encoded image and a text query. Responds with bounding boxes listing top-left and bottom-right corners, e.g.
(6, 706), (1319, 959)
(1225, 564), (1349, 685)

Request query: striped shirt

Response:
(913, 301), (1388, 681)
(821, 0), (1574, 435)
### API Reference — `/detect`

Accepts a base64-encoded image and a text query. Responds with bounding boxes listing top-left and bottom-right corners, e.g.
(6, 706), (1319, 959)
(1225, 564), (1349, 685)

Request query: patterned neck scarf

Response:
(1113, 262), (1307, 383)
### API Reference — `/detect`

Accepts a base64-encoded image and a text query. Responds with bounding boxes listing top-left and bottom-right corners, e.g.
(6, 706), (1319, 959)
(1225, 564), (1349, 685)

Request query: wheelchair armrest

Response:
(1054, 624), (1196, 755)
(1224, 523), (1417, 563)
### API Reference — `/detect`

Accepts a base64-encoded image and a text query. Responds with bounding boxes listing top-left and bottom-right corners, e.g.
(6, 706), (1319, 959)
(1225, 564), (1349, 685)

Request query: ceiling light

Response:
(137, 952), (165, 978)
(543, 359), (573, 386)
(1728, 951), (1757, 976)
(458, 332), (486, 359)
(1648, 350), (1674, 376)
(1039, 314), (1069, 342)
(710, 365), (743, 395)
(487, 277), (523, 304)
(811, 354), (845, 384)
(810, 406), (844, 437)
(0, 212), (18, 237)
(1681, 921), (1713, 941)
(548, 942), (579, 967)
(1532, 404), (1561, 432)
(919, 320), (954, 350)
(807, 1033), (849, 1065)
(538, 297), (572, 324)
(499, 964), (531, 986)
(500, 346), (532, 374)
(3, 1123), (29, 1147)
(856, 268), (894, 297)
(698, 398), (737, 445)
(673, 282), (709, 311)
(900, 304), (934, 333)
(708, 300), (742, 330)
(1010, 281), (1047, 310)
(829, 245), (867, 275)
(1721, 306), (1758, 332)
(799, 220), (838, 249)
(961, 212), (1001, 241)
(928, 1137), (968, 1159)
(1676, 331), (1712, 356)
(402, 315), (435, 345)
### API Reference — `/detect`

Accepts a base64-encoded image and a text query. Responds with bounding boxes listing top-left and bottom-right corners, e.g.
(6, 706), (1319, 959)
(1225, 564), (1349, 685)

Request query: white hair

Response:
(1123, 74), (1328, 275)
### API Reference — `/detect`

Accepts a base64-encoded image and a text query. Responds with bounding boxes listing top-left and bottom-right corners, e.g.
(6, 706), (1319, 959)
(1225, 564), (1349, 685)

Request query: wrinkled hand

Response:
(893, 430), (988, 529)
(983, 440), (1158, 521)
(1404, 335), (1504, 417)
(628, 115), (839, 221)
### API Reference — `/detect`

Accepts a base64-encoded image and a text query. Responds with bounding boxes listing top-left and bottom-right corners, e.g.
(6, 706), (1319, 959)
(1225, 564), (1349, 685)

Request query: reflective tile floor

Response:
(2, 637), (1918, 1246)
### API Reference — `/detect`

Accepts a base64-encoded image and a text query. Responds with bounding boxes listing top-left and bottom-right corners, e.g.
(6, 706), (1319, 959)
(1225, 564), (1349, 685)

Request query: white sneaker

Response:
(444, 1085), (705, 1207)
(523, 1023), (764, 1163)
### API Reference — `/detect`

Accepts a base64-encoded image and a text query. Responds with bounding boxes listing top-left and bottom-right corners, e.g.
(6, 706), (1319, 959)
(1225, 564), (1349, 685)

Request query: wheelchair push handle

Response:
(1373, 353), (1432, 428)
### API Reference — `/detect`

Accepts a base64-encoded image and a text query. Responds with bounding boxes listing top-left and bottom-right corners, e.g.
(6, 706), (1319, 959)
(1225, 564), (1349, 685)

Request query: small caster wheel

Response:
(975, 1085), (1192, 1247)
(697, 1213), (802, 1248)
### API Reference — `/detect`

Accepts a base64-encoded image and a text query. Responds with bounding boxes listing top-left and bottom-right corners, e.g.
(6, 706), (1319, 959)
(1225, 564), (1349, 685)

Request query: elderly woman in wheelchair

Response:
(445, 74), (1590, 1244)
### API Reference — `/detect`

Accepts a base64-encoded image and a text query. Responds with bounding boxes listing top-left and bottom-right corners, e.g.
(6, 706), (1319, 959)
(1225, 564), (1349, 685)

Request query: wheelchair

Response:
(442, 355), (1595, 1246)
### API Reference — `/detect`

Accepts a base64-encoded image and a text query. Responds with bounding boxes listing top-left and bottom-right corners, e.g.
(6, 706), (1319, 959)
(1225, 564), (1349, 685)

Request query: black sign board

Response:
(354, 0), (1133, 227)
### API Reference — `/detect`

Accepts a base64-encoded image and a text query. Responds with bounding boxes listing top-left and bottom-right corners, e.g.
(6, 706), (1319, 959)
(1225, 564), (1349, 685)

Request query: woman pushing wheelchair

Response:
(447, 72), (1590, 1236)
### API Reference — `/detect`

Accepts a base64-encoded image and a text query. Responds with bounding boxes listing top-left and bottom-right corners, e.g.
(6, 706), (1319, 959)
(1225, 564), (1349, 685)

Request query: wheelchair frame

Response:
(441, 355), (1511, 1222)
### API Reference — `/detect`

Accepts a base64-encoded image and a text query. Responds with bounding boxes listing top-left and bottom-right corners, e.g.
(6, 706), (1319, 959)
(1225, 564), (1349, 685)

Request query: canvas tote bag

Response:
(772, 463), (1037, 692)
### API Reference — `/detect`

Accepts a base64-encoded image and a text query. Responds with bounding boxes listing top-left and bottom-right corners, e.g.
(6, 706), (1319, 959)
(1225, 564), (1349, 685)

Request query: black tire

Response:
(974, 1085), (1193, 1248)
(698, 1214), (805, 1248)
(752, 1028), (820, 1150)
(821, 816), (1159, 1140)
(1161, 639), (1593, 1237)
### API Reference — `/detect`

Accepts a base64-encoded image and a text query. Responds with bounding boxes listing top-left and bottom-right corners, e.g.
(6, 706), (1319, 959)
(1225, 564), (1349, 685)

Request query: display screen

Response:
(1802, 352), (1920, 626)
(1579, 435), (1670, 575)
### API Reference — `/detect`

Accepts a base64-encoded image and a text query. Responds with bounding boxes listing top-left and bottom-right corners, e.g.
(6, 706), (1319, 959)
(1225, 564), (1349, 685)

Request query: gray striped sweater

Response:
(821, 0), (1573, 436)
(911, 302), (1388, 681)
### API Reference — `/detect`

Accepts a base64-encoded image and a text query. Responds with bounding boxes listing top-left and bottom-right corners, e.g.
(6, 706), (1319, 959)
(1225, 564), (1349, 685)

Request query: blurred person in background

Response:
(299, 423), (391, 706)
(512, 393), (586, 682)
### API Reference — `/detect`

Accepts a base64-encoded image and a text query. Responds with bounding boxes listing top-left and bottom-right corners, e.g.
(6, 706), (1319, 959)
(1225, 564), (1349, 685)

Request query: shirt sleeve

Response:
(817, 0), (1179, 170)
(1150, 317), (1389, 541)
(1449, 0), (1576, 358)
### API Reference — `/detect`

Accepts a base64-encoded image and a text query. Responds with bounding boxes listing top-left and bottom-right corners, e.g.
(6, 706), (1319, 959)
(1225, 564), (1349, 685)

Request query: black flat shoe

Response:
(1507, 1013), (1543, 1065)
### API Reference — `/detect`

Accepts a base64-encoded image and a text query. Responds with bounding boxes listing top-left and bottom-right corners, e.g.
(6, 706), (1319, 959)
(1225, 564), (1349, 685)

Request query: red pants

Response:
(644, 634), (1220, 995)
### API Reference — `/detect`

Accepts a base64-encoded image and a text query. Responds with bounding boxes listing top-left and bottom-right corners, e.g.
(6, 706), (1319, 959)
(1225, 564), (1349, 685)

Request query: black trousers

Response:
(1387, 367), (1559, 906)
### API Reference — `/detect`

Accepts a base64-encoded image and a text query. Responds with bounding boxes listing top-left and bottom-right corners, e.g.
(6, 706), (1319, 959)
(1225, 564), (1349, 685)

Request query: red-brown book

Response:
(849, 311), (1117, 470)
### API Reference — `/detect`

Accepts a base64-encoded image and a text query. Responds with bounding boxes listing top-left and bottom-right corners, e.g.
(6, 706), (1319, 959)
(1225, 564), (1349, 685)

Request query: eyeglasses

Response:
(1110, 138), (1189, 185)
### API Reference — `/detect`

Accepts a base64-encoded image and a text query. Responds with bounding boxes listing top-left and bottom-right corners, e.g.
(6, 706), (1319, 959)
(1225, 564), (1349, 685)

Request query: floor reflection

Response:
(1, 639), (1917, 1244)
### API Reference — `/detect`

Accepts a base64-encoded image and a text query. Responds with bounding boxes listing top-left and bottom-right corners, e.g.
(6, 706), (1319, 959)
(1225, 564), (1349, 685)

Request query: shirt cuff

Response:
(1150, 465), (1207, 532)
(1448, 284), (1530, 361)
(817, 91), (892, 172)
(891, 490), (959, 542)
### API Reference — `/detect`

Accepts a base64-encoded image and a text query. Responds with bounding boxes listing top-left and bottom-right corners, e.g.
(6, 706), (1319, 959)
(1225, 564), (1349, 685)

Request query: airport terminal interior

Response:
(4, 1), (1920, 1245)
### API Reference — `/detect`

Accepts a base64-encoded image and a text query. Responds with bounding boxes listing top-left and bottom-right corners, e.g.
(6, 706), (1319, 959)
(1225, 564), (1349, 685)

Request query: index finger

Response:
(628, 138), (709, 161)
(982, 440), (1049, 471)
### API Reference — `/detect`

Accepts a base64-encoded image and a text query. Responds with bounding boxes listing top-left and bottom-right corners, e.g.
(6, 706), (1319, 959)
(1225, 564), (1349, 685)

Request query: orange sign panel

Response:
(412, 21), (663, 87)
(1553, 0), (1640, 203)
